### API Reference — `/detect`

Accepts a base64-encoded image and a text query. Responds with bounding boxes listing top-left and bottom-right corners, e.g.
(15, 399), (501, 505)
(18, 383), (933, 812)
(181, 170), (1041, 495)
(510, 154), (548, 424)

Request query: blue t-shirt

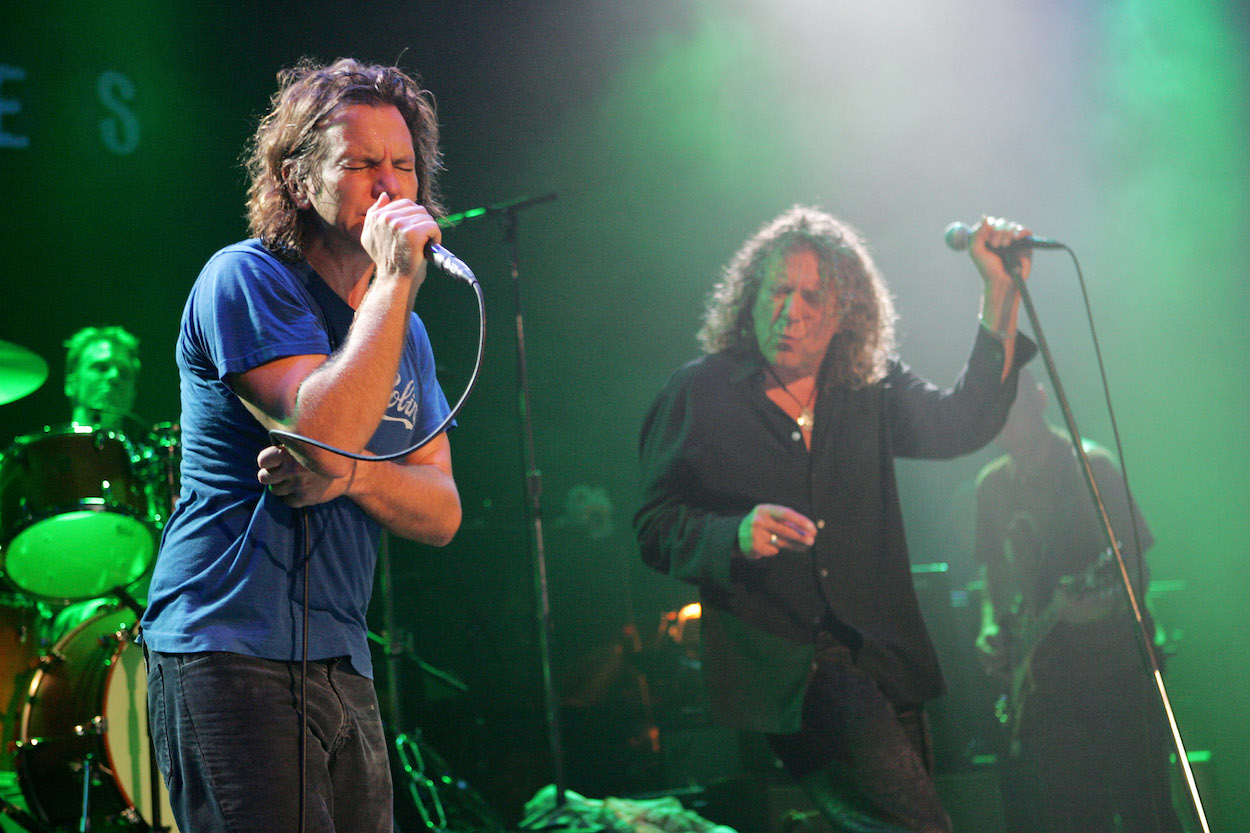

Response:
(140, 240), (451, 678)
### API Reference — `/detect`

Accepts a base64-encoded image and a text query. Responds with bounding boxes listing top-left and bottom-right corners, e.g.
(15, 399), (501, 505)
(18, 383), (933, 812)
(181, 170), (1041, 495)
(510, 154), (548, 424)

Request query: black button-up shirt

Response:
(636, 328), (1034, 732)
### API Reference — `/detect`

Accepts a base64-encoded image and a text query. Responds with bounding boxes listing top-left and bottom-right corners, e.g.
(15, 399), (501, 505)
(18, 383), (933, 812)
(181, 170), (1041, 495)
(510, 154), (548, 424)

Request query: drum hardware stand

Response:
(393, 727), (507, 833)
(111, 586), (145, 620)
(34, 647), (66, 670)
(0, 796), (45, 832)
(78, 751), (94, 833)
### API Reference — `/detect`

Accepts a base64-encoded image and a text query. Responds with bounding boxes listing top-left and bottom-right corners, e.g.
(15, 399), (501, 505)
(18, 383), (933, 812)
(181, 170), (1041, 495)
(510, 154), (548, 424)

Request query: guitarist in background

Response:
(974, 369), (1182, 833)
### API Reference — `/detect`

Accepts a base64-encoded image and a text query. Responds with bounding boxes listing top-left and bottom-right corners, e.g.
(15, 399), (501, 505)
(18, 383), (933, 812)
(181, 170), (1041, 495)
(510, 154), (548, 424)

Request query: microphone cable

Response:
(1030, 245), (1150, 590)
(947, 225), (1148, 570)
(268, 274), (485, 459)
(1061, 248), (1150, 600)
(270, 267), (483, 833)
(298, 506), (310, 833)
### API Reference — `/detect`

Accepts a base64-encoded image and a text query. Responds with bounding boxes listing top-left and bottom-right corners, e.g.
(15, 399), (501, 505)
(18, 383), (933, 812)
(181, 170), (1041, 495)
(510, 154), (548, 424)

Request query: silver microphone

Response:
(425, 242), (477, 284)
(944, 222), (1065, 253)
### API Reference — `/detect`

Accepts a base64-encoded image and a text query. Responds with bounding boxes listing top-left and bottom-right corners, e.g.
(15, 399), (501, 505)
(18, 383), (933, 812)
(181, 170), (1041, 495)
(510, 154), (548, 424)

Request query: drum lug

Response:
(36, 649), (66, 669)
(73, 716), (106, 736)
(96, 629), (130, 649)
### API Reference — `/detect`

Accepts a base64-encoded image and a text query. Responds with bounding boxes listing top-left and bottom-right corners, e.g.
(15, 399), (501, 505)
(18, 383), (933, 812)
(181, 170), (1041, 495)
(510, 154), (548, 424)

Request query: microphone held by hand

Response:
(425, 242), (478, 284)
(944, 222), (1065, 254)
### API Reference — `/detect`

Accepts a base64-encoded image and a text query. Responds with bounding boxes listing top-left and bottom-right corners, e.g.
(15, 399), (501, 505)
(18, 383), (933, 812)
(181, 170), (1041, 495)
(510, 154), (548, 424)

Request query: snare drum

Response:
(0, 426), (157, 602)
(16, 609), (177, 832)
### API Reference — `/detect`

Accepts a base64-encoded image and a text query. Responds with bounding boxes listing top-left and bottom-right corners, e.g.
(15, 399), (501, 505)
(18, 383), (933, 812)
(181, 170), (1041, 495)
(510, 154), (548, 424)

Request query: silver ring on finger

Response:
(769, 533), (778, 547)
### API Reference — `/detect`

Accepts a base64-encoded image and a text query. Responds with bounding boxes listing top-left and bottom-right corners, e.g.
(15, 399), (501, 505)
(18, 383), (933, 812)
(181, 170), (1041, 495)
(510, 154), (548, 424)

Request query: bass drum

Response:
(0, 593), (51, 771)
(16, 609), (177, 832)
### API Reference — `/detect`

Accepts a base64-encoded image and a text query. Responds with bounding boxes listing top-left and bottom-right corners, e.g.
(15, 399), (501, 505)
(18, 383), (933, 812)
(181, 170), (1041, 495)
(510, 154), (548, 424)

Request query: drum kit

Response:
(0, 340), (179, 832)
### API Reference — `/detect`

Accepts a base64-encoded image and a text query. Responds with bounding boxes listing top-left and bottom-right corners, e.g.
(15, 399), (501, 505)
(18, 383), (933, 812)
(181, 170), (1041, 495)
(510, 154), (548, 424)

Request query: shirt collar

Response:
(726, 348), (767, 385)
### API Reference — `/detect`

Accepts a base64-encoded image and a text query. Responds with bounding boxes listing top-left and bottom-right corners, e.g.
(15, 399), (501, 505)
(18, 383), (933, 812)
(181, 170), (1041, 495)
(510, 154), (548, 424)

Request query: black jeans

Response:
(766, 641), (950, 833)
(146, 649), (393, 833)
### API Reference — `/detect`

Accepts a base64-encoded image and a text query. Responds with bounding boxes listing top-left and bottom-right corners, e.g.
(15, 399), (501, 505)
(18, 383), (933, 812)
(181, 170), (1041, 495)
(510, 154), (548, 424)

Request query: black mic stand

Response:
(375, 533), (509, 832)
(1006, 254), (1211, 833)
(501, 200), (572, 828)
(441, 195), (580, 829)
(374, 531), (472, 719)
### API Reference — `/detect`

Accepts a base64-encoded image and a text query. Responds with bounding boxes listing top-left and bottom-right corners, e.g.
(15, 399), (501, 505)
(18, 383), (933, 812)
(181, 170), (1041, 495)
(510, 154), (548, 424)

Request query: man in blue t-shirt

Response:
(141, 58), (462, 833)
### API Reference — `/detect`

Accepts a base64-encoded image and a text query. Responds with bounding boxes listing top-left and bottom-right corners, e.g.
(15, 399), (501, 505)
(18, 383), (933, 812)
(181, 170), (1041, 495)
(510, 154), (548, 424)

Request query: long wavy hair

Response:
(697, 206), (897, 388)
(244, 57), (444, 262)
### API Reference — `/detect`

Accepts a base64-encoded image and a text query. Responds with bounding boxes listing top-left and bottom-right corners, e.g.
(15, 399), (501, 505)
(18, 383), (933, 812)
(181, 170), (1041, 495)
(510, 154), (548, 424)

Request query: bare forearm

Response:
(979, 281), (1022, 383)
(348, 448), (461, 545)
(294, 279), (416, 465)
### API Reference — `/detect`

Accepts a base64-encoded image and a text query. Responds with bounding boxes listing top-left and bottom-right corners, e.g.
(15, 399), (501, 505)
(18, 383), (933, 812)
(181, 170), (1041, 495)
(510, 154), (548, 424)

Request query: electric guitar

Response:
(993, 546), (1123, 752)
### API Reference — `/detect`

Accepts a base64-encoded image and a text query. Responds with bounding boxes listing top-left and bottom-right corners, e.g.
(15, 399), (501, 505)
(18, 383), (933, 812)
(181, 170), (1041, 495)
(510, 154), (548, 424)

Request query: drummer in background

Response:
(55, 326), (147, 631)
(63, 326), (141, 432)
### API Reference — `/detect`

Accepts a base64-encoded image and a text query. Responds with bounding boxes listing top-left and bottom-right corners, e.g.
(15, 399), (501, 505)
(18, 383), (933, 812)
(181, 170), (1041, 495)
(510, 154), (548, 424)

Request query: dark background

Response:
(2, 2), (1247, 828)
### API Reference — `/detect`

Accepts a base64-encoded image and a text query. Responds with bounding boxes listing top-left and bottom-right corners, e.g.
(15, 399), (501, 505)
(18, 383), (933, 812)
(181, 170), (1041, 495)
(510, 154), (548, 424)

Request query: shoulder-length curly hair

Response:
(697, 206), (897, 388)
(244, 57), (444, 262)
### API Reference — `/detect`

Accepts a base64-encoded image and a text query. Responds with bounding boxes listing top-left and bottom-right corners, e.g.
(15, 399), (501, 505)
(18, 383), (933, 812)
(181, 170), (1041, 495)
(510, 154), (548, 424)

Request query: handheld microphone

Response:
(944, 222), (1065, 253)
(425, 242), (477, 284)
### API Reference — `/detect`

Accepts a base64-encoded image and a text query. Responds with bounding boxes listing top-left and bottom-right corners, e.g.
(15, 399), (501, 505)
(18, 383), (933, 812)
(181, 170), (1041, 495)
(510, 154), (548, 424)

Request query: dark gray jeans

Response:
(146, 649), (392, 833)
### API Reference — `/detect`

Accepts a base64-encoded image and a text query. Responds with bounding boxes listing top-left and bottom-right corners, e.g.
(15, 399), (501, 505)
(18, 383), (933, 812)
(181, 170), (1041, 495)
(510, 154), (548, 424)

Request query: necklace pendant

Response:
(797, 408), (814, 430)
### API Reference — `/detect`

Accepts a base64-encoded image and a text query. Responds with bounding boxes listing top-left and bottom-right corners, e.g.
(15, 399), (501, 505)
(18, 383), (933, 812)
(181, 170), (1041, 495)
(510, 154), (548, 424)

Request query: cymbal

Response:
(0, 340), (49, 405)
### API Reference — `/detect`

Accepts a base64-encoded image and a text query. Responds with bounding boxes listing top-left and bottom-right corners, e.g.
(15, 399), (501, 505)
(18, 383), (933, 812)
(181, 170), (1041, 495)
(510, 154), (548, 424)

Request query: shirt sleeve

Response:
(634, 372), (742, 592)
(889, 327), (1037, 460)
(185, 245), (330, 381)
